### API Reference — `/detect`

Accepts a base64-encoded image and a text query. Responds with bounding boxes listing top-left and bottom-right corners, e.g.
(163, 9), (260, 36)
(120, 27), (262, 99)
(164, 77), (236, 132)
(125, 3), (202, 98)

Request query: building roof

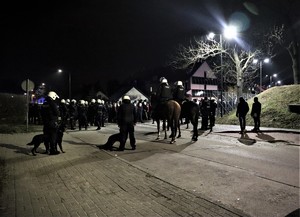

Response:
(188, 61), (217, 79)
(109, 86), (149, 102)
(96, 91), (109, 100)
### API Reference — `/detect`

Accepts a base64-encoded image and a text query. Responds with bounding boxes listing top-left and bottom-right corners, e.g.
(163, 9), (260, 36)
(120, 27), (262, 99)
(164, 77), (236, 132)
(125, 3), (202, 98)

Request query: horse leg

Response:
(192, 118), (199, 141)
(156, 119), (160, 140)
(163, 120), (168, 139)
(170, 119), (177, 144)
(162, 120), (166, 131)
(177, 120), (181, 138)
(185, 118), (189, 129)
(164, 127), (168, 140)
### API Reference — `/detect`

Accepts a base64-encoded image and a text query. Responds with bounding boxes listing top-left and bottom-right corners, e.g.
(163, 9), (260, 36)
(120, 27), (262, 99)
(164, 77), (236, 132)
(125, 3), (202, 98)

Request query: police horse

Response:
(152, 100), (181, 144)
(177, 100), (200, 141)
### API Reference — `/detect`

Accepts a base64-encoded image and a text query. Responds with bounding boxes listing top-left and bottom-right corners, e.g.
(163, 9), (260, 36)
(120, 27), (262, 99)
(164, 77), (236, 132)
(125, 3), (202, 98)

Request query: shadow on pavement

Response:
(13, 151), (114, 180)
(256, 132), (275, 141)
(285, 208), (300, 217)
(0, 143), (30, 155)
(63, 140), (90, 146)
(238, 133), (256, 146)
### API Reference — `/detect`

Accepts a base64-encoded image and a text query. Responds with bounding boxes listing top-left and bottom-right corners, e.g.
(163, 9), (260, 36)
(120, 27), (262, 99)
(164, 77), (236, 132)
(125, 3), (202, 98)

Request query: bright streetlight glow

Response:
(207, 32), (215, 40)
(223, 25), (237, 39)
(57, 68), (71, 99)
(253, 57), (270, 92)
(206, 25), (238, 116)
(253, 58), (269, 64)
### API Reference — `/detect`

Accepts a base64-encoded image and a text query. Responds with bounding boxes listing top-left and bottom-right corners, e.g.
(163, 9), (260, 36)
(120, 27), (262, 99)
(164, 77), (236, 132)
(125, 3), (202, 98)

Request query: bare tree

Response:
(171, 36), (260, 98)
(268, 25), (299, 84)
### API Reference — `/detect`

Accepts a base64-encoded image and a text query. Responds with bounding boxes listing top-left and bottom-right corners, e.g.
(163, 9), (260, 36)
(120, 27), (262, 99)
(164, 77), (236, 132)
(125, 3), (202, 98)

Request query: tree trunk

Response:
(234, 51), (243, 98)
(287, 41), (299, 84)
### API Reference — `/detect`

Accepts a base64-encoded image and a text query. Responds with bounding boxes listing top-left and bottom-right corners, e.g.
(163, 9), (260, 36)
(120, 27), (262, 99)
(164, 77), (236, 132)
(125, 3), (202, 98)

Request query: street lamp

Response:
(223, 25), (238, 39)
(269, 73), (277, 87)
(58, 69), (72, 99)
(253, 58), (270, 93)
(207, 32), (223, 116)
(207, 26), (237, 117)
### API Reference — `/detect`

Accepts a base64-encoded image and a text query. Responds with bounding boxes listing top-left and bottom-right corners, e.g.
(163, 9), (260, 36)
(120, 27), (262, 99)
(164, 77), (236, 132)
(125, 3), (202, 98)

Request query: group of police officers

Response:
(36, 77), (218, 154)
(156, 77), (217, 130)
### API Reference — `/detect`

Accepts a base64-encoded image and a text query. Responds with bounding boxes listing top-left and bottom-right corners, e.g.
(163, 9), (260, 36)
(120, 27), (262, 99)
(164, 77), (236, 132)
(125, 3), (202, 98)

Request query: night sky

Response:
(1, 0), (298, 96)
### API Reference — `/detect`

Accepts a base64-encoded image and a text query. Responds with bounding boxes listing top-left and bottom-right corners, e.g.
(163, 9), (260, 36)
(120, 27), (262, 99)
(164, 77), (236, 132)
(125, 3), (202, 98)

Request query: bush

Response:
(0, 93), (27, 124)
(0, 93), (44, 133)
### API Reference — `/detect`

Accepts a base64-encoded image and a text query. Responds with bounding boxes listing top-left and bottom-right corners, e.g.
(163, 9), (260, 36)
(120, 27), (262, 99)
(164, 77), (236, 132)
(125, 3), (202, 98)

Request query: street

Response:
(0, 122), (299, 217)
(72, 122), (300, 216)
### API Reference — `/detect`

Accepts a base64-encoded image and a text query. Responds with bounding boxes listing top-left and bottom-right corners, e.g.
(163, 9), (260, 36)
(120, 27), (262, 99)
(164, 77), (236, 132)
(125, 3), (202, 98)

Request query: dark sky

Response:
(1, 0), (298, 95)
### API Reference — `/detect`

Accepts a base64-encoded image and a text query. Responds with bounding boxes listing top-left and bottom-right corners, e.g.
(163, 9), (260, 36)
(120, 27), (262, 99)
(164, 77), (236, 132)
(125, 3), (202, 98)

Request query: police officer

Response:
(95, 99), (104, 130)
(157, 77), (172, 103)
(117, 96), (137, 151)
(136, 99), (144, 123)
(101, 100), (107, 127)
(173, 80), (185, 105)
(69, 99), (78, 130)
(41, 91), (60, 155)
(59, 99), (69, 126)
(200, 97), (209, 130)
(78, 100), (88, 130)
(209, 98), (217, 130)
(88, 99), (97, 126)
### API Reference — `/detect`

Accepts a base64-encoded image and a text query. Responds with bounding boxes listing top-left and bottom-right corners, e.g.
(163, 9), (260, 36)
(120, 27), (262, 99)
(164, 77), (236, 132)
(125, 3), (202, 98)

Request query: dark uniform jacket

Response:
(59, 103), (69, 122)
(41, 96), (59, 129)
(173, 86), (185, 102)
(157, 83), (172, 102)
(210, 100), (217, 116)
(117, 102), (137, 126)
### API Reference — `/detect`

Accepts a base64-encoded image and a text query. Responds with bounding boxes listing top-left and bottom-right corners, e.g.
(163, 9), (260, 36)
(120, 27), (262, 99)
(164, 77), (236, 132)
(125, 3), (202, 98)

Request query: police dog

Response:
(27, 123), (66, 156)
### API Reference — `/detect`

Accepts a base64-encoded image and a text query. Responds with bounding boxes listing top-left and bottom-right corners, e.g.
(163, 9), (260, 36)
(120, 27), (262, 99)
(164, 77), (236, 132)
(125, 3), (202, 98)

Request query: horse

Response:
(178, 100), (200, 141)
(152, 100), (181, 144)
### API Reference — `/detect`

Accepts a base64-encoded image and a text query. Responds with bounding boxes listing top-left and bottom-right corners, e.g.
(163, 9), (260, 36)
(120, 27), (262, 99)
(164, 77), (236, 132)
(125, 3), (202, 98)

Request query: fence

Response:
(210, 91), (255, 117)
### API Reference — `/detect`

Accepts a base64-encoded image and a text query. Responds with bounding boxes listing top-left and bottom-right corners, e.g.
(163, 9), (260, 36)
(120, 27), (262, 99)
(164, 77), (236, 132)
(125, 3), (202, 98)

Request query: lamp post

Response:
(207, 26), (237, 117)
(269, 73), (277, 87)
(253, 58), (270, 93)
(58, 69), (71, 99)
(207, 32), (224, 116)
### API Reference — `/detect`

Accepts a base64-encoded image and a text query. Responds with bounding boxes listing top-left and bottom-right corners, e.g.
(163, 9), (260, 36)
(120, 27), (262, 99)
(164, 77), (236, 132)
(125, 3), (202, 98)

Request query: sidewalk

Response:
(0, 123), (299, 217)
(0, 131), (247, 217)
(210, 124), (300, 146)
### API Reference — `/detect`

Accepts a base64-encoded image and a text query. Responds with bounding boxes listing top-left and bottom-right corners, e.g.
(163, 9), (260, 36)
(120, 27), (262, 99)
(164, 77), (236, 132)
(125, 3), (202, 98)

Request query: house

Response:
(186, 61), (219, 100)
(109, 86), (149, 102)
(96, 91), (109, 100)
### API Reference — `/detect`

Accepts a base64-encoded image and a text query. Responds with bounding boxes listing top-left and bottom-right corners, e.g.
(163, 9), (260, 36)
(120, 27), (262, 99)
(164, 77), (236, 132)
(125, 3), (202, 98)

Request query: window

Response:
(192, 77), (218, 85)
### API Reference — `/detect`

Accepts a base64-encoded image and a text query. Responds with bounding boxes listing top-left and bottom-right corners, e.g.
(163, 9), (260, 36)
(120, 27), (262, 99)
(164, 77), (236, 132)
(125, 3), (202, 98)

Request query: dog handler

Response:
(41, 91), (60, 155)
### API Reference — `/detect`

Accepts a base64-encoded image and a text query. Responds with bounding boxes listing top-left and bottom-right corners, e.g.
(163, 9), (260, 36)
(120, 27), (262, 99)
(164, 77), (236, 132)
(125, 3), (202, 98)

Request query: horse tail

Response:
(169, 100), (181, 138)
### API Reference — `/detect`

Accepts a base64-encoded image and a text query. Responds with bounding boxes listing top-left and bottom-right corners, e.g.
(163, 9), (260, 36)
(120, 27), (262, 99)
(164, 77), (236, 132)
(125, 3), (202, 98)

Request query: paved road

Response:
(0, 122), (299, 217)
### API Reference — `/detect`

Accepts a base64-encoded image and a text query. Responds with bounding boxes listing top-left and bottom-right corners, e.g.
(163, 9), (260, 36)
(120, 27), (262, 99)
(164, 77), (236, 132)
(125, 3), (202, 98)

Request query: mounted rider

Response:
(157, 77), (172, 103)
(152, 77), (173, 121)
(172, 80), (186, 105)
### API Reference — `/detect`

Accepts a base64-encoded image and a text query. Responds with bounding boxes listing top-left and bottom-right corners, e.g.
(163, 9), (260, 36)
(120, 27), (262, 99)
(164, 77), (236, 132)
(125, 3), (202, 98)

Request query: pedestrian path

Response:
(0, 132), (247, 217)
(142, 121), (300, 146)
(210, 124), (300, 146)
